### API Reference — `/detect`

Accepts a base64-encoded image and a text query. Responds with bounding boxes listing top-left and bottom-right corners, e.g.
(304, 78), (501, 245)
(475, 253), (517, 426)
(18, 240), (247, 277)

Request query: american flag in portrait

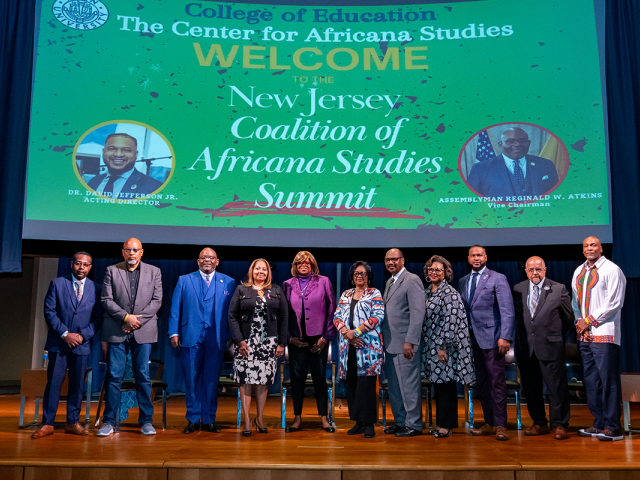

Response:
(475, 130), (496, 162)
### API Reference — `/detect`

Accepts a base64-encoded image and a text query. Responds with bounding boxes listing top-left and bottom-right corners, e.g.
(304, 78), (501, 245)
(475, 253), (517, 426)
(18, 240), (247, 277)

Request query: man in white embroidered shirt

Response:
(572, 236), (627, 441)
(87, 133), (163, 199)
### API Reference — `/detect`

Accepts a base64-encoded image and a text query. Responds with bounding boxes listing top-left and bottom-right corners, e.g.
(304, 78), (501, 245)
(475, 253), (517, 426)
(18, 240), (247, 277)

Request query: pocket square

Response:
(542, 175), (549, 180)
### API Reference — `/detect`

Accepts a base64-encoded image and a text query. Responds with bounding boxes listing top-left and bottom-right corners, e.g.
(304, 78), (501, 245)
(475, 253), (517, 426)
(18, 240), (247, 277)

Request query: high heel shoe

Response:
(254, 418), (268, 433)
(242, 428), (252, 437)
(434, 428), (452, 438)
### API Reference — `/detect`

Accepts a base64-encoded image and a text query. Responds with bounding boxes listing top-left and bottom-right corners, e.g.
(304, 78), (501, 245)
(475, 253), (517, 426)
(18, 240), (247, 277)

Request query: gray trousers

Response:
(385, 348), (422, 431)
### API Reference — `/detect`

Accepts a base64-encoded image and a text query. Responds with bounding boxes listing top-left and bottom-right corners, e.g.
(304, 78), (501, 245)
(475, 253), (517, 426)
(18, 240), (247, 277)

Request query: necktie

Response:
(584, 266), (596, 317)
(385, 277), (396, 301)
(530, 285), (539, 317)
(513, 161), (525, 187)
(75, 280), (83, 302)
(205, 274), (211, 288)
(102, 175), (120, 198)
(469, 272), (479, 302)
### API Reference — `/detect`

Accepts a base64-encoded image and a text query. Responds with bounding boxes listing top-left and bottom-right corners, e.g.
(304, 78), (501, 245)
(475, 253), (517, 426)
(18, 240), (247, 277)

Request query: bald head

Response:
(198, 247), (219, 274)
(499, 127), (531, 160)
(582, 236), (603, 266)
(122, 237), (144, 270)
(384, 248), (405, 274)
(525, 256), (546, 284)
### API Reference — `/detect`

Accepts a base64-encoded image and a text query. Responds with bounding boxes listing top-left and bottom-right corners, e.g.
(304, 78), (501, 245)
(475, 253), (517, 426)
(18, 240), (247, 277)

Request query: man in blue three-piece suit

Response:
(467, 127), (559, 198)
(169, 248), (236, 434)
(32, 252), (102, 439)
(458, 245), (515, 441)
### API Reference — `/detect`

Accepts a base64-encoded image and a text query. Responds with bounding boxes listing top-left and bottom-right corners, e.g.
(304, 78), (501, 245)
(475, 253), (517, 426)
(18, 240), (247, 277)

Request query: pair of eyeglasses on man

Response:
(353, 272), (368, 278)
(123, 248), (141, 254)
(72, 261), (91, 267)
(427, 268), (444, 273)
(525, 268), (544, 273)
(199, 256), (217, 261)
(384, 257), (403, 263)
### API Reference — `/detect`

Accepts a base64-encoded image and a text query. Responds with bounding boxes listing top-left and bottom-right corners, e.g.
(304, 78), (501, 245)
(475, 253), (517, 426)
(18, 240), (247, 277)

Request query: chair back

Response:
(565, 342), (581, 365)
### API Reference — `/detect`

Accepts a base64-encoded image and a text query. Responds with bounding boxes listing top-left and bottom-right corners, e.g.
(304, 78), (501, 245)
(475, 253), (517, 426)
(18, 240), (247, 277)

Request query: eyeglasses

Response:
(72, 261), (91, 267)
(385, 257), (403, 263)
(296, 261), (310, 266)
(123, 248), (141, 254)
(353, 272), (368, 277)
(526, 268), (544, 273)
(199, 256), (217, 261)
(427, 268), (444, 273)
(503, 139), (531, 147)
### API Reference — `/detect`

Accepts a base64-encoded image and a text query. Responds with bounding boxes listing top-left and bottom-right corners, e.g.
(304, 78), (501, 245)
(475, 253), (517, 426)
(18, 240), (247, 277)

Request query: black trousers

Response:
(434, 381), (459, 429)
(346, 346), (378, 424)
(289, 335), (329, 416)
(518, 350), (570, 429)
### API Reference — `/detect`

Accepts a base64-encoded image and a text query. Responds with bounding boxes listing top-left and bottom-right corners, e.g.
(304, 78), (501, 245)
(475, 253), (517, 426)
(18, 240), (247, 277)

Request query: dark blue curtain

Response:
(0, 0), (34, 272)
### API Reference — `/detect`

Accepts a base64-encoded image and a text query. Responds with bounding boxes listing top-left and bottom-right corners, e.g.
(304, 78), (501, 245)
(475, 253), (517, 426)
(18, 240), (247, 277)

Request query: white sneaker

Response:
(141, 423), (156, 436)
(97, 424), (114, 437)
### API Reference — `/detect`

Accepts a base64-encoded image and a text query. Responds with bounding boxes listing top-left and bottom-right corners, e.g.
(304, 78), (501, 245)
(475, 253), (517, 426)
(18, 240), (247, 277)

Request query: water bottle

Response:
(42, 351), (49, 370)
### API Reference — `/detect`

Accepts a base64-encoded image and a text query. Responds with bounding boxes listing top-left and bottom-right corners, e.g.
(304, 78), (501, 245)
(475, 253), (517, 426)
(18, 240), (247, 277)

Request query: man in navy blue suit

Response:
(32, 252), (102, 438)
(467, 127), (559, 198)
(87, 133), (163, 199)
(458, 245), (515, 441)
(169, 248), (236, 434)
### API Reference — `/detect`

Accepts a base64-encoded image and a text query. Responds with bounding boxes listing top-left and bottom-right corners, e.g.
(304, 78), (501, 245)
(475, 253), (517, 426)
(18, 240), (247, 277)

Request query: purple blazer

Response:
(283, 275), (337, 339)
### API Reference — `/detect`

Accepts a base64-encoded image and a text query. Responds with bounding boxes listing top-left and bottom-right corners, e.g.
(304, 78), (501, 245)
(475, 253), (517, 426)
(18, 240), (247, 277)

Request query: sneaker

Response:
(97, 424), (114, 437)
(141, 423), (156, 436)
(578, 427), (603, 437)
(597, 429), (623, 442)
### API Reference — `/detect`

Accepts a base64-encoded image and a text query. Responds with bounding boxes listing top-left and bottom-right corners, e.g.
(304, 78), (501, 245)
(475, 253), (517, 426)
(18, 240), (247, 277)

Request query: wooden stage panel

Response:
(517, 472), (640, 480)
(169, 468), (341, 480)
(344, 471), (516, 480)
(24, 466), (167, 480)
(0, 466), (23, 480)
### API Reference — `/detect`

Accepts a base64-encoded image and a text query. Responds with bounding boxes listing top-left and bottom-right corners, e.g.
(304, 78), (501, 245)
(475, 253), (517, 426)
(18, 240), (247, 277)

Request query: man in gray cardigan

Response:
(382, 248), (426, 437)
(97, 238), (163, 437)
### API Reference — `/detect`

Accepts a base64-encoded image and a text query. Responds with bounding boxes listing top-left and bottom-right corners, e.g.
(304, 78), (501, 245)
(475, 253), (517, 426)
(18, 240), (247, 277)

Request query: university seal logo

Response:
(52, 0), (109, 30)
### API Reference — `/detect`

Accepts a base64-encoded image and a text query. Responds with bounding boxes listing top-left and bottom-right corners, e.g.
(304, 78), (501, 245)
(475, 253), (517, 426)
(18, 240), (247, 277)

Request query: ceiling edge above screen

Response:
(23, 0), (612, 247)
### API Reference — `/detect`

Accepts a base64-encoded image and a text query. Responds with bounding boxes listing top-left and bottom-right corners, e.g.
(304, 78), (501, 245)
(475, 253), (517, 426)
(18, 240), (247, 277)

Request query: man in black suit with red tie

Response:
(513, 256), (574, 440)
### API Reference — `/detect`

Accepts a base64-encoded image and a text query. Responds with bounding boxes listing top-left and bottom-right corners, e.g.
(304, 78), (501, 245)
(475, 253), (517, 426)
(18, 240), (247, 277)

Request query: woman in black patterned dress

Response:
(421, 255), (475, 438)
(228, 259), (288, 436)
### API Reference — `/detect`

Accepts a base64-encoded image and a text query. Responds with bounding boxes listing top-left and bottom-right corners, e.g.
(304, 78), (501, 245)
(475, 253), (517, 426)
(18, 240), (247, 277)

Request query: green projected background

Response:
(24, 0), (610, 247)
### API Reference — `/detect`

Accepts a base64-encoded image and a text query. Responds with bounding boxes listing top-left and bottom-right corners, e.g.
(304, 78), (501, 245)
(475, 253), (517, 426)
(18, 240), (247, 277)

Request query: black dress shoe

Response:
(364, 424), (375, 438)
(254, 419), (268, 433)
(285, 425), (301, 433)
(347, 422), (365, 435)
(323, 426), (336, 433)
(204, 423), (221, 433)
(383, 425), (404, 435)
(395, 427), (423, 437)
(183, 421), (197, 434)
(242, 430), (252, 437)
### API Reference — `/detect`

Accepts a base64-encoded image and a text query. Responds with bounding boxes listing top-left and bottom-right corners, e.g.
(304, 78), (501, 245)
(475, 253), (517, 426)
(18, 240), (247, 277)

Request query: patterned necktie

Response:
(513, 160), (525, 186)
(205, 274), (211, 288)
(75, 280), (83, 302)
(530, 285), (539, 317)
(102, 175), (120, 198)
(469, 272), (479, 302)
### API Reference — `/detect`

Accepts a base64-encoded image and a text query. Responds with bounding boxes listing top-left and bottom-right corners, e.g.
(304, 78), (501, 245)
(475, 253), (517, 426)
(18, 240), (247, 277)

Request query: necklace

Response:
(353, 288), (365, 299)
(252, 284), (264, 290)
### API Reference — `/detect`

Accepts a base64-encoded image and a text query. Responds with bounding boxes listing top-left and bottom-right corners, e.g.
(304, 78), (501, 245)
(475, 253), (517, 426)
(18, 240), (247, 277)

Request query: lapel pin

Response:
(530, 162), (535, 166)
(131, 184), (138, 189)
(544, 286), (550, 290)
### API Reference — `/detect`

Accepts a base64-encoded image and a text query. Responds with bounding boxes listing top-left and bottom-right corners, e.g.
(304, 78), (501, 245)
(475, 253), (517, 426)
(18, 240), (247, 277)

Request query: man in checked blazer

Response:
(381, 248), (426, 437)
(458, 245), (515, 441)
(513, 256), (574, 440)
(98, 237), (163, 437)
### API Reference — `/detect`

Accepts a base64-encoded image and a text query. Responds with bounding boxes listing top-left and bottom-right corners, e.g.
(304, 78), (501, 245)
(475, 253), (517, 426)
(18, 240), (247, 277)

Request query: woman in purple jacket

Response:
(283, 251), (337, 433)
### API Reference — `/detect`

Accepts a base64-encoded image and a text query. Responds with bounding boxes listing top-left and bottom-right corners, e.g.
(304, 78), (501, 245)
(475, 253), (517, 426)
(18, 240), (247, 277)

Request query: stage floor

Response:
(1, 395), (639, 480)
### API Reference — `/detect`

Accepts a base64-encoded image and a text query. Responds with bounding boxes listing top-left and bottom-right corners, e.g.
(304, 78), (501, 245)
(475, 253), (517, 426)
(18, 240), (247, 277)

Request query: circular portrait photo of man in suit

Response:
(458, 123), (569, 201)
(73, 121), (174, 200)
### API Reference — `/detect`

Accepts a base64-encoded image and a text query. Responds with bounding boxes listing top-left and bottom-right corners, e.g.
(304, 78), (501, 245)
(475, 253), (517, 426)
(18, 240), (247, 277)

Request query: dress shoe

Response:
(205, 422), (221, 433)
(347, 422), (365, 435)
(285, 425), (302, 433)
(469, 424), (495, 436)
(496, 426), (509, 441)
(554, 426), (569, 440)
(434, 429), (452, 438)
(31, 425), (54, 439)
(65, 423), (88, 435)
(364, 424), (375, 438)
(383, 425), (404, 435)
(395, 426), (423, 437)
(183, 421), (197, 434)
(524, 424), (550, 436)
(323, 426), (336, 433)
